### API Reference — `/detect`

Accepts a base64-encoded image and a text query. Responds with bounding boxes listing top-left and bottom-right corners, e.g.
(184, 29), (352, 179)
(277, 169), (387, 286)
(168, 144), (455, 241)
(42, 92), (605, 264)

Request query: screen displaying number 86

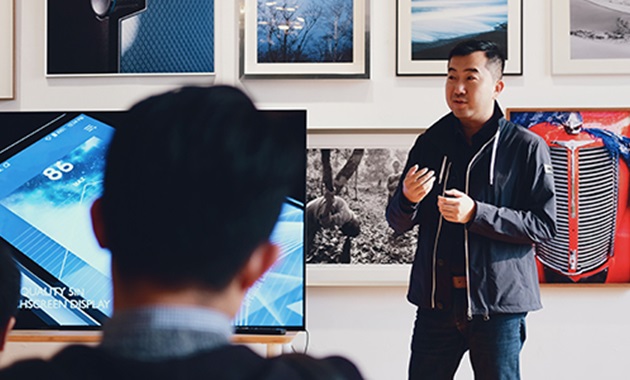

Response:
(43, 161), (74, 181)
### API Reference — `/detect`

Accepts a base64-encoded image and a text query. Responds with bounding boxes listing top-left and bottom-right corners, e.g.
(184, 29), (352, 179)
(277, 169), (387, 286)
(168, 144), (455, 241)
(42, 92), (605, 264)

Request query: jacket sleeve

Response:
(386, 136), (424, 235)
(467, 136), (557, 244)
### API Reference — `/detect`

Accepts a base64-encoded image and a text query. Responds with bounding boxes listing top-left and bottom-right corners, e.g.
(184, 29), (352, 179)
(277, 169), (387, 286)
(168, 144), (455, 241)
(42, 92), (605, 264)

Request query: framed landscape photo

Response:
(0, 0), (14, 99)
(552, 0), (630, 74)
(306, 128), (422, 286)
(507, 108), (630, 284)
(46, 0), (215, 76)
(240, 0), (370, 79)
(396, 0), (522, 76)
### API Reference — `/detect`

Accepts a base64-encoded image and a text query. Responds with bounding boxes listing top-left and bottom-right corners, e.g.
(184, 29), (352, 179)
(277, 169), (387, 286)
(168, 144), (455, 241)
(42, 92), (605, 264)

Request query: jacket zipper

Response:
(431, 158), (451, 308)
(464, 129), (500, 319)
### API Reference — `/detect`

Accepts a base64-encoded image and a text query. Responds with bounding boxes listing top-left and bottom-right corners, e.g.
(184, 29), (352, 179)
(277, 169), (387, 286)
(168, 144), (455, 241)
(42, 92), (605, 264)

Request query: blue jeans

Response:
(408, 289), (527, 380)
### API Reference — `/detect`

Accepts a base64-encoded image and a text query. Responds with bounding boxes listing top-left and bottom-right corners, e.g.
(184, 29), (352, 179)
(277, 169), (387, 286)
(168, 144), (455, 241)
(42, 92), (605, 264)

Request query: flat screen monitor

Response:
(0, 110), (306, 332)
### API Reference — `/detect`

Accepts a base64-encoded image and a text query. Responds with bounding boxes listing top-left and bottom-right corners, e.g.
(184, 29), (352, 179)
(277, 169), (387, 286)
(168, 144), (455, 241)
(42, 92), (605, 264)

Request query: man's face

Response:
(445, 51), (504, 129)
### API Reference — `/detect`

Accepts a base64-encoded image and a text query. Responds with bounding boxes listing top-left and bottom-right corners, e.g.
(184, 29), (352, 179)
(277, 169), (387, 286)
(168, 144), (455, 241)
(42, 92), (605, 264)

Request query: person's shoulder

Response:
(422, 113), (456, 138)
(1, 344), (267, 380)
(0, 344), (97, 379)
(406, 112), (455, 153)
(501, 118), (547, 147)
(0, 358), (51, 379)
(257, 353), (364, 380)
(318, 355), (364, 379)
(195, 344), (264, 364)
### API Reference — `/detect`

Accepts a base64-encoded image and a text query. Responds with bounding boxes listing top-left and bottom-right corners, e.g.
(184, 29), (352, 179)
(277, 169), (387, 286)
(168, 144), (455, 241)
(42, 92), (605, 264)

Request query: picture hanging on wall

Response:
(551, 0), (630, 74)
(239, 0), (370, 79)
(306, 128), (422, 286)
(507, 108), (630, 284)
(0, 0), (14, 99)
(396, 0), (522, 76)
(46, 0), (215, 76)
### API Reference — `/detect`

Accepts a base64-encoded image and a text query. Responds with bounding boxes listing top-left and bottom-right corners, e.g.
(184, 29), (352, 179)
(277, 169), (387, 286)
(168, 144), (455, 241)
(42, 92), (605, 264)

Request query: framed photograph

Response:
(507, 108), (630, 284)
(552, 0), (630, 74)
(396, 0), (522, 76)
(240, 0), (370, 79)
(0, 0), (14, 99)
(46, 0), (215, 76)
(306, 128), (422, 286)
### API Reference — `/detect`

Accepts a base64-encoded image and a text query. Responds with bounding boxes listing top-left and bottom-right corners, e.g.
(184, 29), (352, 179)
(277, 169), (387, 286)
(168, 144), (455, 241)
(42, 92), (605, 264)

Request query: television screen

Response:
(0, 110), (306, 331)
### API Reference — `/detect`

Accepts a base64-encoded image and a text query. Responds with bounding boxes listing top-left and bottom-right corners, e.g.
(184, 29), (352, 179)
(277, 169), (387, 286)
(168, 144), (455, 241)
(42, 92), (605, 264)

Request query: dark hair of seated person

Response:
(100, 85), (302, 290)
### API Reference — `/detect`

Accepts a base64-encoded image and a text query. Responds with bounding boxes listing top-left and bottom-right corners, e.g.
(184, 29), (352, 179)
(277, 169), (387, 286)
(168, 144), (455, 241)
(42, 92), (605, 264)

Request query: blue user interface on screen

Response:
(0, 114), (304, 329)
(234, 199), (304, 328)
(0, 114), (114, 327)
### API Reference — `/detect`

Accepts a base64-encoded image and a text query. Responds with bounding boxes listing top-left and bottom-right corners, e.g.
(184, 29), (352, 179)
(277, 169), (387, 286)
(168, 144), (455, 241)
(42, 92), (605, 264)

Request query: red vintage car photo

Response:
(508, 109), (630, 283)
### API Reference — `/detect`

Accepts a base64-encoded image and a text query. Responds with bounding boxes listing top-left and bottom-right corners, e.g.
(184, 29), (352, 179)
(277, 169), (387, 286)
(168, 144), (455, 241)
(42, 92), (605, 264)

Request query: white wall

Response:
(3, 1), (630, 379)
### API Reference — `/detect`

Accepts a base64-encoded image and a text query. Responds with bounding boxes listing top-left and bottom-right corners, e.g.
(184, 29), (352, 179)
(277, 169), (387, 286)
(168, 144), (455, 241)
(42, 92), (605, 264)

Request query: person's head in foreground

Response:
(91, 85), (301, 316)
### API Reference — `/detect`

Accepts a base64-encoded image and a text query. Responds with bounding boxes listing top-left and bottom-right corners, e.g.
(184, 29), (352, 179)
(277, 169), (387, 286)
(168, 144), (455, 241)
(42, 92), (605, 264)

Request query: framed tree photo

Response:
(0, 0), (14, 99)
(552, 0), (630, 74)
(396, 0), (522, 76)
(306, 128), (422, 286)
(240, 0), (370, 79)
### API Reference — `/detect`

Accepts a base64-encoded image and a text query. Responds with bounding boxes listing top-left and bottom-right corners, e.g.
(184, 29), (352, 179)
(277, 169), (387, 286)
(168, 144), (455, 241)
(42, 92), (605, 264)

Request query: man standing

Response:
(0, 86), (363, 379)
(386, 40), (556, 380)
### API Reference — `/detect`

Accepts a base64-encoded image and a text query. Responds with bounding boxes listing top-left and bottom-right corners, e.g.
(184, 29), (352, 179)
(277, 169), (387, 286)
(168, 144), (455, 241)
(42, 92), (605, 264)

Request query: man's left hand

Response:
(437, 189), (476, 224)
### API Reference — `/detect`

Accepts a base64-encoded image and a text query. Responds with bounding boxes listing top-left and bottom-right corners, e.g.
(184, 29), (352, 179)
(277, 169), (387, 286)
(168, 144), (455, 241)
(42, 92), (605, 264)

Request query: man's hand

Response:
(437, 189), (476, 224)
(402, 165), (435, 203)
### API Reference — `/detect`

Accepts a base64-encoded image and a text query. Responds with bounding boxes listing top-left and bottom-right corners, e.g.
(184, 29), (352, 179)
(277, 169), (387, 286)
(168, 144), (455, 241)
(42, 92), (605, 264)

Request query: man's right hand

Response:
(402, 165), (435, 204)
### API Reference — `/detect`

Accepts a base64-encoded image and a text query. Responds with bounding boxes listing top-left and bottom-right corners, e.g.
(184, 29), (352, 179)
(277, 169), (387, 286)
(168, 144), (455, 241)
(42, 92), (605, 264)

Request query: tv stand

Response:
(232, 332), (296, 357)
(8, 331), (297, 358)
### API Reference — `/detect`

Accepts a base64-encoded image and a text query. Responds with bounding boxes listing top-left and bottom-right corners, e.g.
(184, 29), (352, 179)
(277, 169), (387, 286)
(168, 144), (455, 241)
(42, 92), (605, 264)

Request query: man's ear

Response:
(91, 198), (108, 249)
(238, 242), (279, 291)
(0, 317), (16, 351)
(493, 79), (505, 99)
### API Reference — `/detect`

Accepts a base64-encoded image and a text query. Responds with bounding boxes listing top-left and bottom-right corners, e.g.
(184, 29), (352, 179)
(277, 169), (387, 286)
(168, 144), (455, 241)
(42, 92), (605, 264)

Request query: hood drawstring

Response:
(438, 156), (448, 185)
(489, 128), (500, 186)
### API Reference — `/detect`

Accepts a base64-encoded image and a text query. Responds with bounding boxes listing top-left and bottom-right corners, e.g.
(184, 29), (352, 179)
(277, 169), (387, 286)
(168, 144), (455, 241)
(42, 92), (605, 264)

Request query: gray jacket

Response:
(386, 105), (556, 317)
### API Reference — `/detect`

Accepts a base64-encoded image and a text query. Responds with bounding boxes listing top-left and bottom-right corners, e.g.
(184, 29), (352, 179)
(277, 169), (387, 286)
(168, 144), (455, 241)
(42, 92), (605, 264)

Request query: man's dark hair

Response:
(448, 39), (505, 79)
(0, 244), (21, 329)
(101, 86), (302, 290)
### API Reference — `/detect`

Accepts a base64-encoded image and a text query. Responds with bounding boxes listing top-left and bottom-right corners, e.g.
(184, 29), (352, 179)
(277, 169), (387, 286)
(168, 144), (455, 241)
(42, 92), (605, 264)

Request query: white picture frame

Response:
(0, 0), (14, 99)
(552, 0), (630, 74)
(240, 0), (370, 79)
(306, 128), (422, 286)
(396, 0), (522, 76)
